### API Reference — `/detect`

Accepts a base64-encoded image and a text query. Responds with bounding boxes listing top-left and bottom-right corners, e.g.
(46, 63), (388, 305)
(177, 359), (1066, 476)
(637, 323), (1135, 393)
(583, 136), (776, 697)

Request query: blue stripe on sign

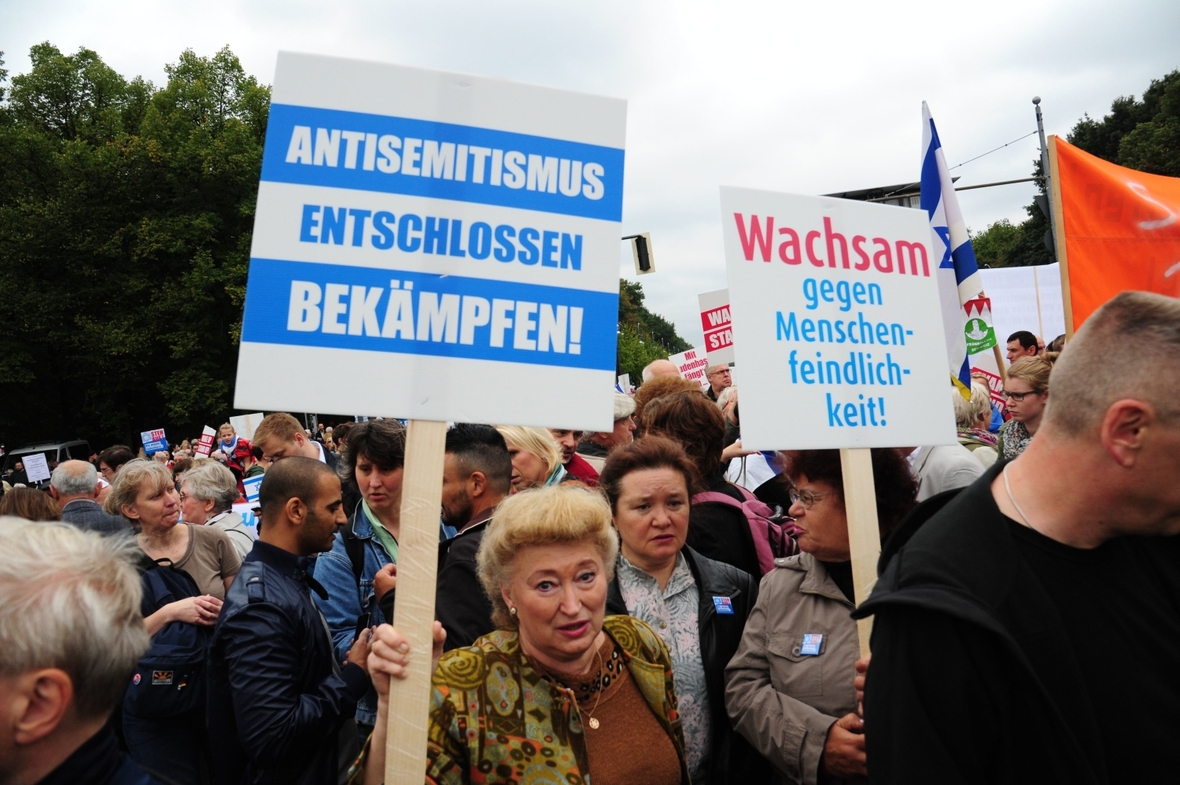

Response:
(241, 258), (617, 370)
(261, 104), (625, 222)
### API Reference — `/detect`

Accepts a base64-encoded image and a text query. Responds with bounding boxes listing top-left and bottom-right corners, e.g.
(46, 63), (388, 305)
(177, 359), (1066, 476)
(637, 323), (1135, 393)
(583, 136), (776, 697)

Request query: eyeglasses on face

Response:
(1001, 389), (1042, 401)
(789, 487), (834, 509)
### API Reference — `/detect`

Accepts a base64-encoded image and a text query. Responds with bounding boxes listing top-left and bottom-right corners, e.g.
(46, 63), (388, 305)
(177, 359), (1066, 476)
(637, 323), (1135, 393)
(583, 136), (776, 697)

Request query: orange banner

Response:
(1053, 137), (1180, 329)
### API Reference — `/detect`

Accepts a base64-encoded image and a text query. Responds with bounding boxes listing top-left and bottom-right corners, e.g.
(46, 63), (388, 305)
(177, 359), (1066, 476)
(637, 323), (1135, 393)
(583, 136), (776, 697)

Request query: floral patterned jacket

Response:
(426, 615), (689, 785)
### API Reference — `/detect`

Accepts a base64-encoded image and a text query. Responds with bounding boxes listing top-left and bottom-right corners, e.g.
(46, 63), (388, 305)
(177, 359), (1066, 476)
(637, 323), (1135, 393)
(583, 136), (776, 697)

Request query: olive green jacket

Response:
(426, 615), (689, 784)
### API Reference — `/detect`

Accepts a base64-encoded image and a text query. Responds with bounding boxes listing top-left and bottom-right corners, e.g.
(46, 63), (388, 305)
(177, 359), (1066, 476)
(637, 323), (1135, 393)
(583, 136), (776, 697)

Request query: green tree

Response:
(969, 219), (1020, 267)
(0, 44), (268, 449)
(615, 279), (691, 381)
(971, 70), (1180, 268)
(1070, 71), (1180, 176)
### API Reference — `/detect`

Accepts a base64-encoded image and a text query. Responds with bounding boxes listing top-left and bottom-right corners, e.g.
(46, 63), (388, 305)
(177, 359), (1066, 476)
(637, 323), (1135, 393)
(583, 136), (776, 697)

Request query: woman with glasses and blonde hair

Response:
(998, 354), (1057, 460)
(725, 449), (917, 785)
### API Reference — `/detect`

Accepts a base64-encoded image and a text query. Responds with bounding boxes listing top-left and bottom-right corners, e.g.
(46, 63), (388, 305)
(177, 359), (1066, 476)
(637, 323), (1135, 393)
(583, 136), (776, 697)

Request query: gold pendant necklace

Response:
(584, 647), (605, 730)
(532, 644), (608, 730)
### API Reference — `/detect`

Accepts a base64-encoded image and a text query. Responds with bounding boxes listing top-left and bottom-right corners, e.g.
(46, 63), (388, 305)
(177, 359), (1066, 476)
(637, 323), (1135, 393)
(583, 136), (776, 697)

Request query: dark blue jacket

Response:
(60, 498), (132, 536)
(314, 501), (396, 726)
(36, 721), (170, 785)
(207, 540), (369, 785)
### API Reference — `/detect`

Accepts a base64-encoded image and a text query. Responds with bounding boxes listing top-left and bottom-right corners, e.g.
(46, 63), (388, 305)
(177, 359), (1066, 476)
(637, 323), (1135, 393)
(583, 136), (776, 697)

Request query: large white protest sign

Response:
(721, 187), (956, 450)
(235, 54), (628, 784)
(234, 53), (627, 432)
(669, 346), (710, 388)
(698, 288), (735, 365)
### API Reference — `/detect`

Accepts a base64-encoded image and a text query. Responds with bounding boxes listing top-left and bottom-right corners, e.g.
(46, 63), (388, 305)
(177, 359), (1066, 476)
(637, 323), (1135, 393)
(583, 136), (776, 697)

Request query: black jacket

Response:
(687, 475), (762, 578)
(36, 721), (171, 785)
(607, 546), (770, 785)
(207, 540), (369, 785)
(436, 515), (496, 651)
(854, 465), (1118, 785)
(575, 439), (609, 459)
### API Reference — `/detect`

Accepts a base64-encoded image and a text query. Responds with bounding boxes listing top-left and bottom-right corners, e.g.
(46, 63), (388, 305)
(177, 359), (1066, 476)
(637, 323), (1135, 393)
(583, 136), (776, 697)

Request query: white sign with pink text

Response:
(721, 187), (956, 450)
(668, 347), (710, 388)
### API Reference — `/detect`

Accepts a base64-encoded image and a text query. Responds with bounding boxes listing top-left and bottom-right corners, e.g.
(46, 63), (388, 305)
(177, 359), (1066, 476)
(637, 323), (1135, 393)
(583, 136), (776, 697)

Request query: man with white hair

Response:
(0, 518), (165, 784)
(49, 460), (129, 535)
(705, 363), (732, 402)
(859, 292), (1180, 783)
(641, 358), (681, 382)
(575, 393), (637, 472)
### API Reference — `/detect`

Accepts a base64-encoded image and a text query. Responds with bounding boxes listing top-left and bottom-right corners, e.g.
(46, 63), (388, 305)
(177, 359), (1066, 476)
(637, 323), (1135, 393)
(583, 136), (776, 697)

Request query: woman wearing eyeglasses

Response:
(998, 354), (1057, 460)
(725, 449), (917, 785)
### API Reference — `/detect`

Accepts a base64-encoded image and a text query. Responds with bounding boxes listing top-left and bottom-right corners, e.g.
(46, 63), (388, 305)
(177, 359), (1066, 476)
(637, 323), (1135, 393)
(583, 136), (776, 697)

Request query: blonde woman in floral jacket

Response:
(357, 484), (688, 785)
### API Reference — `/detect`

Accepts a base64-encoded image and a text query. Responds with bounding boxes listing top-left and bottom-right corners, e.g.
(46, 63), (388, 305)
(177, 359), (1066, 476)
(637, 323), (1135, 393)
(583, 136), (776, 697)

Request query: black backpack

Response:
(123, 559), (213, 718)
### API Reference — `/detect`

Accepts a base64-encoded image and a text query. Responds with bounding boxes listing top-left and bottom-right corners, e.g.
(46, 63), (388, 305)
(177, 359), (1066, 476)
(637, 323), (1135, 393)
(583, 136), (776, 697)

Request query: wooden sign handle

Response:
(384, 419), (448, 785)
(1047, 136), (1075, 339)
(840, 448), (882, 659)
(992, 344), (1008, 383)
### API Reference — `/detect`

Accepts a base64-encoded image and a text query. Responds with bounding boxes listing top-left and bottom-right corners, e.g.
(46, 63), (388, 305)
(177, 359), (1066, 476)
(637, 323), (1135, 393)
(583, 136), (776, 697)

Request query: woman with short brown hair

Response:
(643, 390), (789, 578)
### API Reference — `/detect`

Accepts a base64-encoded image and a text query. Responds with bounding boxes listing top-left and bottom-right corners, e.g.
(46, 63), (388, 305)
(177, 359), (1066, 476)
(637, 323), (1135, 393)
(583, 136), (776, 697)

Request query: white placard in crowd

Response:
(234, 53), (627, 431)
(668, 346), (710, 388)
(698, 288), (735, 365)
(195, 425), (217, 457)
(229, 413), (265, 442)
(23, 453), (51, 484)
(720, 187), (957, 450)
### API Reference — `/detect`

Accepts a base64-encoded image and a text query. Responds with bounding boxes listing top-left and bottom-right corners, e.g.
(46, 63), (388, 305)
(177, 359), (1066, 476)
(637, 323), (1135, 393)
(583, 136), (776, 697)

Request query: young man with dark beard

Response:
(434, 424), (512, 651)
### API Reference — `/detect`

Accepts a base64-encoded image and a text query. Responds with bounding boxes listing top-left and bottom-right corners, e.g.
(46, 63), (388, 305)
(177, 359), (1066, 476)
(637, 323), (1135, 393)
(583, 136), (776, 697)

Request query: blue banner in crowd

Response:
(241, 258), (616, 370)
(261, 104), (625, 222)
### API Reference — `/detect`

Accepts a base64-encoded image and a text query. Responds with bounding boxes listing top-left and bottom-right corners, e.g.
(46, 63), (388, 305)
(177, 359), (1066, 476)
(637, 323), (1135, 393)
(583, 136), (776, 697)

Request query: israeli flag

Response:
(920, 102), (985, 391)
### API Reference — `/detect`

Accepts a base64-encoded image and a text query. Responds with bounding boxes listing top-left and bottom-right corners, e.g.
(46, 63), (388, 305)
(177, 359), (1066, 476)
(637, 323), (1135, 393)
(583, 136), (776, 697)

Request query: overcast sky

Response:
(3, 0), (1178, 347)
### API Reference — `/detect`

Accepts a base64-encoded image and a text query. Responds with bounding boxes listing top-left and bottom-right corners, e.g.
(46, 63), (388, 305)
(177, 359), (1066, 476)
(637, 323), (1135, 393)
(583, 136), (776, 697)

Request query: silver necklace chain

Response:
(1002, 465), (1035, 530)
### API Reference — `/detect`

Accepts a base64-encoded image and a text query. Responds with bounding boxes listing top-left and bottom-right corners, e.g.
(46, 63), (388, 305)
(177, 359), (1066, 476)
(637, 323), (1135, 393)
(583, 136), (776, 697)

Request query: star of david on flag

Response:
(920, 102), (985, 394)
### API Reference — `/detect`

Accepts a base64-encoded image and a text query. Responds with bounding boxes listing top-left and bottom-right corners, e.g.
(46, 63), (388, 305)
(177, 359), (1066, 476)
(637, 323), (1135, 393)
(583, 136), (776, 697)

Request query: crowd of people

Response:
(2, 292), (1178, 785)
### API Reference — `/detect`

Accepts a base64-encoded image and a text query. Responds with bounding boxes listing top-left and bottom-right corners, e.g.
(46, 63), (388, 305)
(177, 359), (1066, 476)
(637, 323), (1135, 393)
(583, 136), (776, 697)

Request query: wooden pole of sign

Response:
(992, 345), (1008, 383)
(1047, 136), (1076, 339)
(384, 419), (448, 785)
(976, 288), (1007, 384)
(839, 448), (882, 659)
